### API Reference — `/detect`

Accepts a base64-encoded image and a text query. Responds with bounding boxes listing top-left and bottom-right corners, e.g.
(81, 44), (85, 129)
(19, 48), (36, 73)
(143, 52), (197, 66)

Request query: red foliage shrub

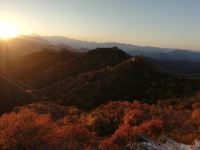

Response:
(47, 124), (97, 150)
(99, 118), (163, 149)
(1, 101), (200, 149)
(0, 108), (52, 150)
(0, 108), (96, 150)
(132, 119), (163, 139)
(88, 101), (149, 136)
(123, 109), (145, 126)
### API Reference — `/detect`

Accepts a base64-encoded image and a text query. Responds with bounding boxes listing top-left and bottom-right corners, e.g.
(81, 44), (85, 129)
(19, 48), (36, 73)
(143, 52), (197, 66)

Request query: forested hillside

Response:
(1, 47), (200, 150)
(1, 47), (200, 112)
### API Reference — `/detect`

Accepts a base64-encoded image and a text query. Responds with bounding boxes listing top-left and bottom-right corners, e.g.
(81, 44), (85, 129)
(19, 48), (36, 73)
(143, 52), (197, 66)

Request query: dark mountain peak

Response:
(83, 47), (131, 67)
(14, 47), (130, 89)
(47, 56), (170, 109)
(87, 47), (130, 58)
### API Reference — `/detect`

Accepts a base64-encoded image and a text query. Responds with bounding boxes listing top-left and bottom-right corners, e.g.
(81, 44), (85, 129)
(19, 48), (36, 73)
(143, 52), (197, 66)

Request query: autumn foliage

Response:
(0, 99), (200, 149)
(0, 107), (96, 150)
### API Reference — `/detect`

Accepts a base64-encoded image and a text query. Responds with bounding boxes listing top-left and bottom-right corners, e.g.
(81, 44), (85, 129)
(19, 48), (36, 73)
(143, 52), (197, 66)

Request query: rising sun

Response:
(0, 21), (20, 39)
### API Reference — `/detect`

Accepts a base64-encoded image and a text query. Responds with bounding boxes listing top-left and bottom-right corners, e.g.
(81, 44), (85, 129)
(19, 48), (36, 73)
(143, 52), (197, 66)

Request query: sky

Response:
(0, 0), (200, 50)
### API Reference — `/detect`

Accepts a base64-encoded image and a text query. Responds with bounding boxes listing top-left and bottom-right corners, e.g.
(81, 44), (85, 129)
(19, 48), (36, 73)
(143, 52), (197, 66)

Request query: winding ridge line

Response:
(0, 72), (41, 101)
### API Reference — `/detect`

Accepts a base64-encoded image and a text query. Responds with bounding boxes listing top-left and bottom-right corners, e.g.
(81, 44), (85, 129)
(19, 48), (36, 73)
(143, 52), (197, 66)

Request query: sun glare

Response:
(0, 21), (19, 39)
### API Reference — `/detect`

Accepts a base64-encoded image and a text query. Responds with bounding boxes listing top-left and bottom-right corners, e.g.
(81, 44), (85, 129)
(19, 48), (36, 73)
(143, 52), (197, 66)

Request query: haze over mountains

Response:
(1, 35), (200, 76)
(41, 35), (200, 61)
(1, 35), (200, 60)
(1, 36), (200, 149)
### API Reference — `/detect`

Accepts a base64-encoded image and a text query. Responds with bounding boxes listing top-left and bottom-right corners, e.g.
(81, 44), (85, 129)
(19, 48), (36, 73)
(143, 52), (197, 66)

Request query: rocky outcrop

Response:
(126, 136), (200, 150)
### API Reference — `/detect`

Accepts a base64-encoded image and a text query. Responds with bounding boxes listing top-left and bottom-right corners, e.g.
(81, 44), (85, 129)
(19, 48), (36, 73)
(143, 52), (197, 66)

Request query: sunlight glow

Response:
(0, 21), (19, 39)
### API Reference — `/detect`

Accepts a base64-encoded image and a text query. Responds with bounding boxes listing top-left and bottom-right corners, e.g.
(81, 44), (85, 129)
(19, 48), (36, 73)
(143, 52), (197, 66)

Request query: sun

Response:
(0, 21), (20, 39)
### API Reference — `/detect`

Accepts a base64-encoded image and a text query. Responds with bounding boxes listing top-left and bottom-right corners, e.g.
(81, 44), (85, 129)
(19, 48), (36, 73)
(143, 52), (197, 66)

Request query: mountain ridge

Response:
(1, 46), (200, 112)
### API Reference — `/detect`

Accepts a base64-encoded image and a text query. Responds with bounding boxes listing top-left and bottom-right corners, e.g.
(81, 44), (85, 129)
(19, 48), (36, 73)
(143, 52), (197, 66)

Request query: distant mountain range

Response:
(40, 35), (200, 62)
(41, 36), (172, 53)
(1, 35), (200, 75)
(1, 35), (200, 62)
(37, 35), (200, 74)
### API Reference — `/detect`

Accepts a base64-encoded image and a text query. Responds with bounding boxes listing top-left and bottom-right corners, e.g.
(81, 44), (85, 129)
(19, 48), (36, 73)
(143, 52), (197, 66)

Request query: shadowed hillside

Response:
(5, 49), (80, 82)
(31, 47), (130, 88)
(2, 47), (200, 112)
(0, 74), (36, 114)
(43, 55), (200, 109)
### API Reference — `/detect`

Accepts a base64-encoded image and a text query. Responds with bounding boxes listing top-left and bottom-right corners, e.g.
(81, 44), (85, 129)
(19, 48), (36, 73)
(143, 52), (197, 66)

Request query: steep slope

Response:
(4, 49), (57, 72)
(0, 36), (82, 63)
(43, 56), (200, 109)
(0, 74), (37, 114)
(0, 36), (51, 60)
(5, 49), (80, 82)
(27, 47), (130, 88)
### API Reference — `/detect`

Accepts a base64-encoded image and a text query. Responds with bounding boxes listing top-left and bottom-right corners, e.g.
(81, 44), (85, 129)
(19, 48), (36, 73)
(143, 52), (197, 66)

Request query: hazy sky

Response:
(0, 0), (200, 50)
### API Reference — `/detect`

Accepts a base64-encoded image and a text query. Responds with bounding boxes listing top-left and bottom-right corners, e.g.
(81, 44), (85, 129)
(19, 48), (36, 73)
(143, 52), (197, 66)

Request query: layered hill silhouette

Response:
(0, 36), (50, 61)
(42, 35), (200, 62)
(5, 49), (80, 82)
(2, 47), (199, 110)
(1, 47), (200, 112)
(2, 35), (200, 77)
(0, 35), (84, 63)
